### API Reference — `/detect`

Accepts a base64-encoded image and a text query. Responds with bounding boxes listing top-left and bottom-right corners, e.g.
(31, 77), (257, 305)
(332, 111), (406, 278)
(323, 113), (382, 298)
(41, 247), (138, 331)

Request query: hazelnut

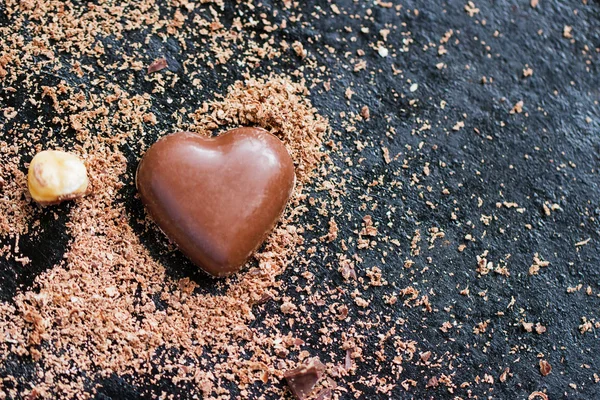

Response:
(27, 150), (89, 205)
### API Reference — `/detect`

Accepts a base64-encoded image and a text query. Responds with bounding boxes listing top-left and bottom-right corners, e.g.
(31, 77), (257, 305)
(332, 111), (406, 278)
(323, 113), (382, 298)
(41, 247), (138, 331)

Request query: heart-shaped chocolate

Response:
(136, 127), (295, 277)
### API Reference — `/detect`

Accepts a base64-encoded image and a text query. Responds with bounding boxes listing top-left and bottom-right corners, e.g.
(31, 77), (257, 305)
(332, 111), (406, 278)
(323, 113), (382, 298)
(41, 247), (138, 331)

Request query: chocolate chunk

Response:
(284, 358), (325, 400)
(136, 127), (295, 277)
(147, 58), (168, 74)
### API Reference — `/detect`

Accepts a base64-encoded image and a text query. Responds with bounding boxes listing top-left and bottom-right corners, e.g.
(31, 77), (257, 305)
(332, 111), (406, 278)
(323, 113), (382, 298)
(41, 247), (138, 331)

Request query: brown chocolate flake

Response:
(339, 256), (357, 281)
(510, 100), (524, 114)
(281, 301), (297, 314)
(529, 392), (549, 400)
(344, 348), (353, 371)
(473, 320), (489, 335)
(539, 360), (552, 376)
(452, 120), (465, 131)
(315, 388), (332, 400)
(147, 57), (168, 74)
(499, 367), (510, 382)
(529, 253), (550, 275)
(426, 376), (439, 388)
(323, 217), (338, 242)
(292, 41), (307, 59)
(535, 323), (547, 334)
(382, 147), (391, 164)
(522, 321), (534, 332)
(337, 305), (348, 320)
(579, 317), (593, 334)
(344, 87), (355, 100)
(464, 1), (480, 17)
(420, 351), (432, 363)
(284, 358), (326, 400)
(563, 25), (573, 39)
(360, 105), (370, 120)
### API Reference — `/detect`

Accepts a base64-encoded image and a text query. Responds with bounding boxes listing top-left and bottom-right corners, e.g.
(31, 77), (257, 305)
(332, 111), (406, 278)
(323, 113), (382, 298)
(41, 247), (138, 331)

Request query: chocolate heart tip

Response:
(136, 127), (295, 277)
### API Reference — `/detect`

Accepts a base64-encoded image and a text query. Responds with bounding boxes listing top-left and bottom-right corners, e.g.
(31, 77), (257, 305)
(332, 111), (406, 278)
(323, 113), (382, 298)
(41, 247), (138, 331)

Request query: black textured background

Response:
(1, 0), (600, 399)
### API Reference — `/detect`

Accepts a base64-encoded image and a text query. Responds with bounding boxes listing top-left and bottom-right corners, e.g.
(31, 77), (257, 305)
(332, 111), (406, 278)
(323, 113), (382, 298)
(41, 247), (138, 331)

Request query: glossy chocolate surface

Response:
(136, 127), (295, 277)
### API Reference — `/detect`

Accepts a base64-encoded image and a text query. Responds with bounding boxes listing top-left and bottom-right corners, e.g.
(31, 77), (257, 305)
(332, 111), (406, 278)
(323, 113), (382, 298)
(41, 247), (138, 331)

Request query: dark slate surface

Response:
(1, 0), (599, 399)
